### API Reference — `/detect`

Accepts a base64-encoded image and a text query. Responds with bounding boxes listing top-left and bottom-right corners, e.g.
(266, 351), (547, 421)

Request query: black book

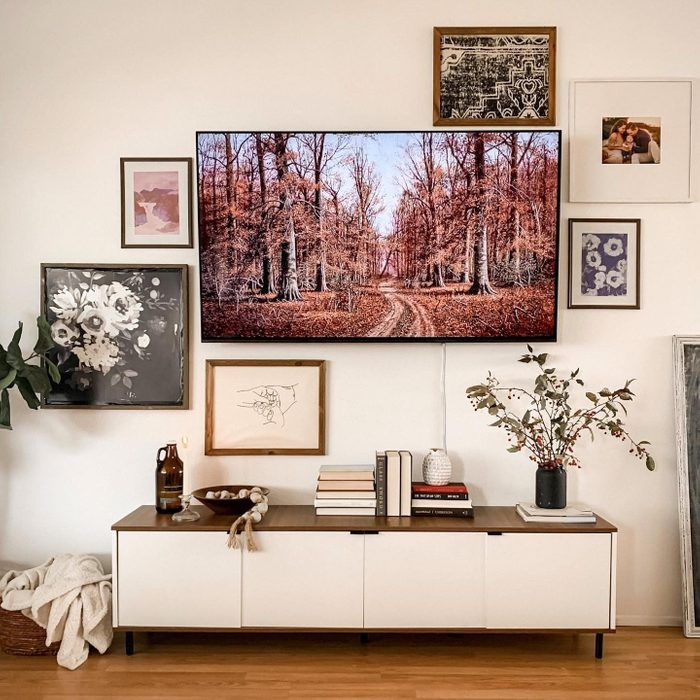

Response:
(375, 451), (387, 517)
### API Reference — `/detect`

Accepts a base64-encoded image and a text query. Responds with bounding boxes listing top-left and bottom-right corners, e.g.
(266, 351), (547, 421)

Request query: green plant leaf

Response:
(21, 364), (52, 395)
(0, 344), (9, 376)
(536, 353), (548, 366)
(14, 376), (40, 410)
(586, 392), (597, 402)
(0, 388), (11, 429)
(43, 357), (61, 384)
(0, 368), (17, 391)
(33, 315), (54, 355)
(6, 323), (26, 372)
(646, 455), (656, 471)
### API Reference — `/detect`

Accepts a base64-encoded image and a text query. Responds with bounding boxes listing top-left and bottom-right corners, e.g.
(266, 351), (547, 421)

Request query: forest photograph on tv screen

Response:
(197, 131), (560, 341)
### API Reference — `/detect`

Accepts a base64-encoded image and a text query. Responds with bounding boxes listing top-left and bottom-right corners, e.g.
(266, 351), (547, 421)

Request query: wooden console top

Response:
(112, 505), (616, 534)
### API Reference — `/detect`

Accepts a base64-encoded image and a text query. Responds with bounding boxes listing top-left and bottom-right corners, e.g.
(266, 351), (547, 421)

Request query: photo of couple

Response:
(602, 117), (661, 164)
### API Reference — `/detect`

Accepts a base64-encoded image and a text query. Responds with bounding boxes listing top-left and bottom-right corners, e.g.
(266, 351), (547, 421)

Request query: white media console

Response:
(112, 505), (617, 658)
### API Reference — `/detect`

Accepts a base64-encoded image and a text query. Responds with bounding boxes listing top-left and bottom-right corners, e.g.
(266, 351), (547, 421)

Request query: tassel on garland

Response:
(226, 487), (268, 552)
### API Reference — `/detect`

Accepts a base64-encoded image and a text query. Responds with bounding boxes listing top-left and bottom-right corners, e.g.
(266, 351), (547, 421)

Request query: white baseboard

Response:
(616, 614), (682, 627)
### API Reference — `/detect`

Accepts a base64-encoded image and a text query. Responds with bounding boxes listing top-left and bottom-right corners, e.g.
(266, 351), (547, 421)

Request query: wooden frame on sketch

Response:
(673, 336), (700, 637)
(205, 359), (326, 455)
(568, 218), (641, 310)
(433, 26), (556, 127)
(41, 263), (189, 409)
(569, 78), (695, 202)
(120, 157), (194, 248)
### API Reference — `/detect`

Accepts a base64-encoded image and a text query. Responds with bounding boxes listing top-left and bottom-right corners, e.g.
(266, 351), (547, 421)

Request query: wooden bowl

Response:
(192, 485), (269, 516)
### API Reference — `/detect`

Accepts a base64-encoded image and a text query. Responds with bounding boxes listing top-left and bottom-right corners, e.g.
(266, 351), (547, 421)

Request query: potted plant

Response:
(0, 317), (57, 429)
(466, 346), (654, 508)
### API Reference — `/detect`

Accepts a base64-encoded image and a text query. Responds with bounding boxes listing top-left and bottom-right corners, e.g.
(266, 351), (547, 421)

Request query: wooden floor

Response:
(0, 628), (697, 699)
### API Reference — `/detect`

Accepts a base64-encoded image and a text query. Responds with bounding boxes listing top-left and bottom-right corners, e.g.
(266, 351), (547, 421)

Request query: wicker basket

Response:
(0, 606), (59, 656)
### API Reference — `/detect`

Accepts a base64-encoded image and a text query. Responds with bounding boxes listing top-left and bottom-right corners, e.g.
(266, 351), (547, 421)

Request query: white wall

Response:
(1, 0), (697, 625)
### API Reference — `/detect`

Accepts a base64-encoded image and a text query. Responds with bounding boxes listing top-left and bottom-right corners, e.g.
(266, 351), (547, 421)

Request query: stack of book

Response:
(516, 503), (596, 523)
(314, 465), (376, 515)
(411, 482), (473, 518)
(375, 450), (413, 516)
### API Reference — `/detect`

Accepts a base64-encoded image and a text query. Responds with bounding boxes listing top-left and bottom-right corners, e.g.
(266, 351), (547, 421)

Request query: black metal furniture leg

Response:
(125, 631), (134, 656)
(594, 633), (603, 659)
(360, 632), (369, 644)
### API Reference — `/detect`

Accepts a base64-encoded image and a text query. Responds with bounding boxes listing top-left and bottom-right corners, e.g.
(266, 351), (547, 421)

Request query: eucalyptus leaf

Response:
(646, 455), (656, 471)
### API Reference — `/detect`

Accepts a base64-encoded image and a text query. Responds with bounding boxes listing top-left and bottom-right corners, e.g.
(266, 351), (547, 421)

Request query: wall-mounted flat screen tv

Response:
(197, 131), (561, 342)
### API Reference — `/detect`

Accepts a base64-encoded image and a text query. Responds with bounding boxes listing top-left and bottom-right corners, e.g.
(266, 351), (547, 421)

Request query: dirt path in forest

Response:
(367, 282), (436, 338)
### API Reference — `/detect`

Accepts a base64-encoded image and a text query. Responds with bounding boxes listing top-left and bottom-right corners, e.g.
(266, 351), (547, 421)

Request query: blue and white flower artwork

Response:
(580, 233), (628, 297)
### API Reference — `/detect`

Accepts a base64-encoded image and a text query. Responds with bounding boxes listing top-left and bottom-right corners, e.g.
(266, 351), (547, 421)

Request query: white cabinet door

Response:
(117, 532), (241, 628)
(364, 532), (486, 628)
(242, 532), (364, 628)
(485, 533), (612, 629)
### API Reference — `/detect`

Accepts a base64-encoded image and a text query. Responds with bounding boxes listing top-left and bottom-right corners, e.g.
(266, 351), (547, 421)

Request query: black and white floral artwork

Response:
(42, 264), (188, 407)
(436, 28), (555, 125)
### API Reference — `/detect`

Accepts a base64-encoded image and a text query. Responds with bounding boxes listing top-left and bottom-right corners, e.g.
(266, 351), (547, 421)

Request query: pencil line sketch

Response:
(237, 383), (298, 427)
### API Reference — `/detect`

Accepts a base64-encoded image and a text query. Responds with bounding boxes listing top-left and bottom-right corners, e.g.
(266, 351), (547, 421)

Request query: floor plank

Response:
(0, 628), (697, 699)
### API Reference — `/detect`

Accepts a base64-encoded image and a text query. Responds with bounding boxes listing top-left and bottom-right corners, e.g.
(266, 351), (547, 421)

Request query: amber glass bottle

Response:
(155, 442), (183, 514)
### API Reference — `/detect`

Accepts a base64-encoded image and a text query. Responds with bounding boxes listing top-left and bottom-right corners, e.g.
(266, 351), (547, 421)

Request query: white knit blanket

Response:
(0, 554), (112, 670)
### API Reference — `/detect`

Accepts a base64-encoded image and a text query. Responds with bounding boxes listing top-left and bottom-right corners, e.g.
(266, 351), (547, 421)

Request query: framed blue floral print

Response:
(568, 219), (641, 309)
(41, 264), (188, 408)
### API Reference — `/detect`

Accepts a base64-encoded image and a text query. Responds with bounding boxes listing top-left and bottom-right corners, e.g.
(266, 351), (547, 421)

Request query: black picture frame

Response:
(196, 130), (562, 343)
(41, 263), (189, 408)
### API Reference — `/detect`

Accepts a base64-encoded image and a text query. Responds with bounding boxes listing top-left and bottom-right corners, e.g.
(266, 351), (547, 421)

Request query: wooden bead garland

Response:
(226, 487), (269, 552)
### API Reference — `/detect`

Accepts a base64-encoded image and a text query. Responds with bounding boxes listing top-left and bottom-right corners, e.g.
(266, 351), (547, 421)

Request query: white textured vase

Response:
(422, 448), (453, 486)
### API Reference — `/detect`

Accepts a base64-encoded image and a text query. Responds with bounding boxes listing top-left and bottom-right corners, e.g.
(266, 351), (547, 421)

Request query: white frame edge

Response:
(569, 78), (696, 203)
(672, 335), (700, 637)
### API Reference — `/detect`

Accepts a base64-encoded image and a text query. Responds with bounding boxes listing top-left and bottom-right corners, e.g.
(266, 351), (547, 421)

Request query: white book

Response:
(386, 450), (401, 517)
(399, 450), (412, 516)
(517, 502), (594, 517)
(411, 498), (472, 509)
(314, 498), (377, 508)
(516, 504), (596, 524)
(315, 507), (376, 516)
(318, 465), (375, 481)
(315, 490), (377, 499)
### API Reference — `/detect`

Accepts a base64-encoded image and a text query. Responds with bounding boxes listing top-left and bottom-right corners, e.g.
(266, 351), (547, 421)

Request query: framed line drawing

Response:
(569, 79), (695, 202)
(205, 359), (326, 455)
(673, 335), (700, 637)
(568, 219), (640, 309)
(42, 264), (189, 408)
(121, 157), (193, 248)
(433, 26), (556, 127)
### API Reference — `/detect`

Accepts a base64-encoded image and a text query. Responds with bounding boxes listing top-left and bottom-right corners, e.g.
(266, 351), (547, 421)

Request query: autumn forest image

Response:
(197, 131), (560, 340)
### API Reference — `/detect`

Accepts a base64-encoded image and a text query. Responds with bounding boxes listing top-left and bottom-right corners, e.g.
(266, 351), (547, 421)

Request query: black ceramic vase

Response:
(535, 464), (567, 509)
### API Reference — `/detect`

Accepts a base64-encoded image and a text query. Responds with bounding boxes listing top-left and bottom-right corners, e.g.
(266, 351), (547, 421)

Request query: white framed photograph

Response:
(569, 79), (694, 202)
(205, 359), (326, 455)
(120, 157), (193, 248)
(568, 219), (640, 309)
